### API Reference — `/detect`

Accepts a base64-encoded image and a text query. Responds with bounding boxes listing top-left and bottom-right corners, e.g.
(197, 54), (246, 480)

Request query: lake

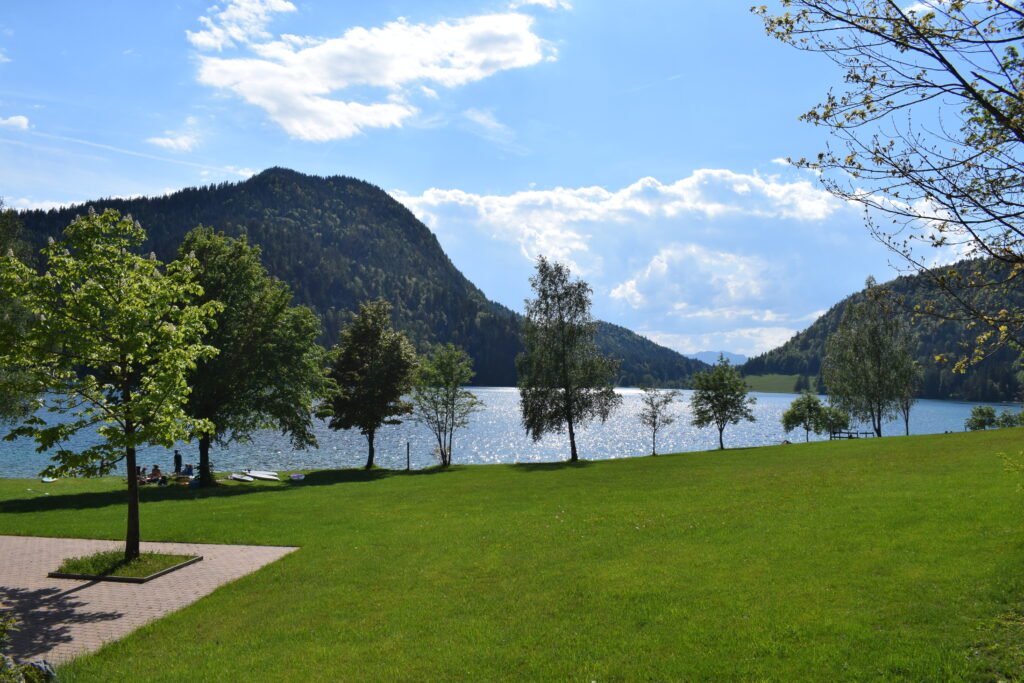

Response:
(0, 388), (1015, 478)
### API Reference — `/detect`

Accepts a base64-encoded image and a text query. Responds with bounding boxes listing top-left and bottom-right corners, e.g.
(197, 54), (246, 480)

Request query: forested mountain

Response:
(15, 168), (706, 387)
(742, 260), (1024, 401)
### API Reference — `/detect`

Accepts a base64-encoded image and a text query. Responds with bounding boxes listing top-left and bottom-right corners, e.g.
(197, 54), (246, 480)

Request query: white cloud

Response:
(609, 280), (645, 308)
(0, 49), (9, 64)
(0, 115), (28, 130)
(187, 0), (297, 51)
(612, 244), (768, 315)
(510, 0), (573, 9)
(10, 197), (74, 211)
(146, 116), (202, 152)
(395, 170), (840, 272)
(642, 327), (799, 358)
(192, 11), (556, 141)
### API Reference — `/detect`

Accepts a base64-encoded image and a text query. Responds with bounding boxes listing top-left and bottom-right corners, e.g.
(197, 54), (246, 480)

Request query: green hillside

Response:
(1, 431), (1023, 680)
(743, 259), (1024, 401)
(15, 168), (706, 387)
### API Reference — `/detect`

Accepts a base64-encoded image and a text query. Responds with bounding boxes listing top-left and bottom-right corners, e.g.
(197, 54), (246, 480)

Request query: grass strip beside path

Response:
(55, 551), (195, 579)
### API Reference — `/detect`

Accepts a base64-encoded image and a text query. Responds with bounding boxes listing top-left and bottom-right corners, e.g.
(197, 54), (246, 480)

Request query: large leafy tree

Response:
(411, 344), (483, 467)
(0, 209), (218, 560)
(179, 227), (326, 485)
(322, 299), (417, 470)
(690, 356), (757, 450)
(638, 387), (679, 456)
(823, 278), (919, 437)
(756, 0), (1024, 367)
(0, 199), (35, 423)
(517, 257), (622, 462)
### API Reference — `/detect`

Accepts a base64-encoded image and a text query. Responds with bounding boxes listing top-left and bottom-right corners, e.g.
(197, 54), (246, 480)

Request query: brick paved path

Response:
(0, 535), (297, 664)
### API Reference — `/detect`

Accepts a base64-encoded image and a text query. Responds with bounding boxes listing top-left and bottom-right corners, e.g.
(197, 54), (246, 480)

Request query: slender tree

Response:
(322, 299), (417, 469)
(781, 391), (825, 443)
(897, 361), (924, 436)
(690, 356), (756, 450)
(179, 227), (326, 485)
(638, 387), (679, 456)
(0, 209), (218, 560)
(517, 257), (622, 462)
(411, 344), (483, 467)
(756, 1), (1024, 368)
(823, 278), (918, 437)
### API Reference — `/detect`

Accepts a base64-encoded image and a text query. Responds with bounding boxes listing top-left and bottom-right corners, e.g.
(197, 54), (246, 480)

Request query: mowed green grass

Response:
(3, 431), (1024, 681)
(744, 373), (812, 393)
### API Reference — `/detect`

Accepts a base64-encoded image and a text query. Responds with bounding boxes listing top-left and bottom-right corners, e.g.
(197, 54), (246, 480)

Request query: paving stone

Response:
(0, 535), (297, 664)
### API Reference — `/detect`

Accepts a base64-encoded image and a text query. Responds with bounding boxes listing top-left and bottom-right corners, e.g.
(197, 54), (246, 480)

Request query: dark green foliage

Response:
(411, 344), (483, 467)
(819, 406), (850, 435)
(0, 201), (34, 424)
(15, 169), (705, 387)
(781, 392), (824, 442)
(823, 279), (918, 438)
(744, 259), (1023, 401)
(996, 410), (1022, 429)
(966, 406), (998, 431)
(690, 356), (756, 450)
(322, 299), (418, 469)
(179, 227), (326, 486)
(517, 258), (622, 462)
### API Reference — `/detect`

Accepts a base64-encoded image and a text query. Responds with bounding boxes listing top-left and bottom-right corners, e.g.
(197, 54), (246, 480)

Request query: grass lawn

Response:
(55, 551), (195, 579)
(2, 430), (1024, 680)
(743, 373), (811, 393)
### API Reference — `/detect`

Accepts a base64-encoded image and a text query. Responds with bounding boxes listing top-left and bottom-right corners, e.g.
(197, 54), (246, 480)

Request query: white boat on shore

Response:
(246, 470), (280, 481)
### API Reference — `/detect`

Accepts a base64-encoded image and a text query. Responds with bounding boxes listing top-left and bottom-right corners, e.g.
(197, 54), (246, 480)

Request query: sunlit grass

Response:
(1, 429), (1023, 680)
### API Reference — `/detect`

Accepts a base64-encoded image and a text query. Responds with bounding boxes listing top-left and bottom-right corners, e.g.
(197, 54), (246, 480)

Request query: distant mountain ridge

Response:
(15, 167), (707, 387)
(742, 259), (1023, 402)
(689, 351), (747, 366)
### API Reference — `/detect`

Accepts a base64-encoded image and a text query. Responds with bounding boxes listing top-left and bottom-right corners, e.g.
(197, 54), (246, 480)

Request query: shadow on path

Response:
(0, 584), (122, 661)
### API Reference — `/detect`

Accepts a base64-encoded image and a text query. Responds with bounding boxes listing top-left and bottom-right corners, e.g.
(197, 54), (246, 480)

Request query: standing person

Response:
(173, 450), (182, 475)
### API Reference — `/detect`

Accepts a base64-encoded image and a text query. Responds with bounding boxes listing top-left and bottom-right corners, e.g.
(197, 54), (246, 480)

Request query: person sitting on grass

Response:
(149, 464), (166, 485)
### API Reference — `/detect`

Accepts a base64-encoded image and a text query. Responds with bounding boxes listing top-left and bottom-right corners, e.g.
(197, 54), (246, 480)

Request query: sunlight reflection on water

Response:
(0, 388), (1013, 477)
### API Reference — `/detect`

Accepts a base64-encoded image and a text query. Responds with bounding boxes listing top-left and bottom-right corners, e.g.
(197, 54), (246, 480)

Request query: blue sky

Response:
(0, 1), (905, 357)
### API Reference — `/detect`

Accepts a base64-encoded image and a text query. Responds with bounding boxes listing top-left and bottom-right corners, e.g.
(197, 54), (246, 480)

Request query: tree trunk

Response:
(125, 445), (140, 561)
(365, 430), (376, 470)
(567, 415), (578, 462)
(199, 434), (215, 487)
(805, 428), (810, 443)
(903, 411), (910, 436)
(718, 427), (725, 450)
(651, 429), (657, 456)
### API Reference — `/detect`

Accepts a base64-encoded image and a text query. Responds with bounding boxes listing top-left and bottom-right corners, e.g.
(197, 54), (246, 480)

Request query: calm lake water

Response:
(0, 388), (1015, 478)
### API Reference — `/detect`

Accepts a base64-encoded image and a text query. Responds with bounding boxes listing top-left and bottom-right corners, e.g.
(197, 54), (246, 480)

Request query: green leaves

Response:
(411, 344), (483, 467)
(516, 257), (622, 461)
(0, 208), (219, 476)
(323, 298), (417, 469)
(690, 356), (756, 449)
(178, 227), (326, 484)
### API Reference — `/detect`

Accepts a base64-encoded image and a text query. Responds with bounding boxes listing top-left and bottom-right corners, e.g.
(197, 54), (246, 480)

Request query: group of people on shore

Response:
(135, 450), (194, 486)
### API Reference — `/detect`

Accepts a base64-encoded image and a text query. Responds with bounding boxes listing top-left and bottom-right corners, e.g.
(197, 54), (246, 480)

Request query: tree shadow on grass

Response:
(0, 584), (123, 662)
(0, 466), (455, 515)
(512, 460), (593, 473)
